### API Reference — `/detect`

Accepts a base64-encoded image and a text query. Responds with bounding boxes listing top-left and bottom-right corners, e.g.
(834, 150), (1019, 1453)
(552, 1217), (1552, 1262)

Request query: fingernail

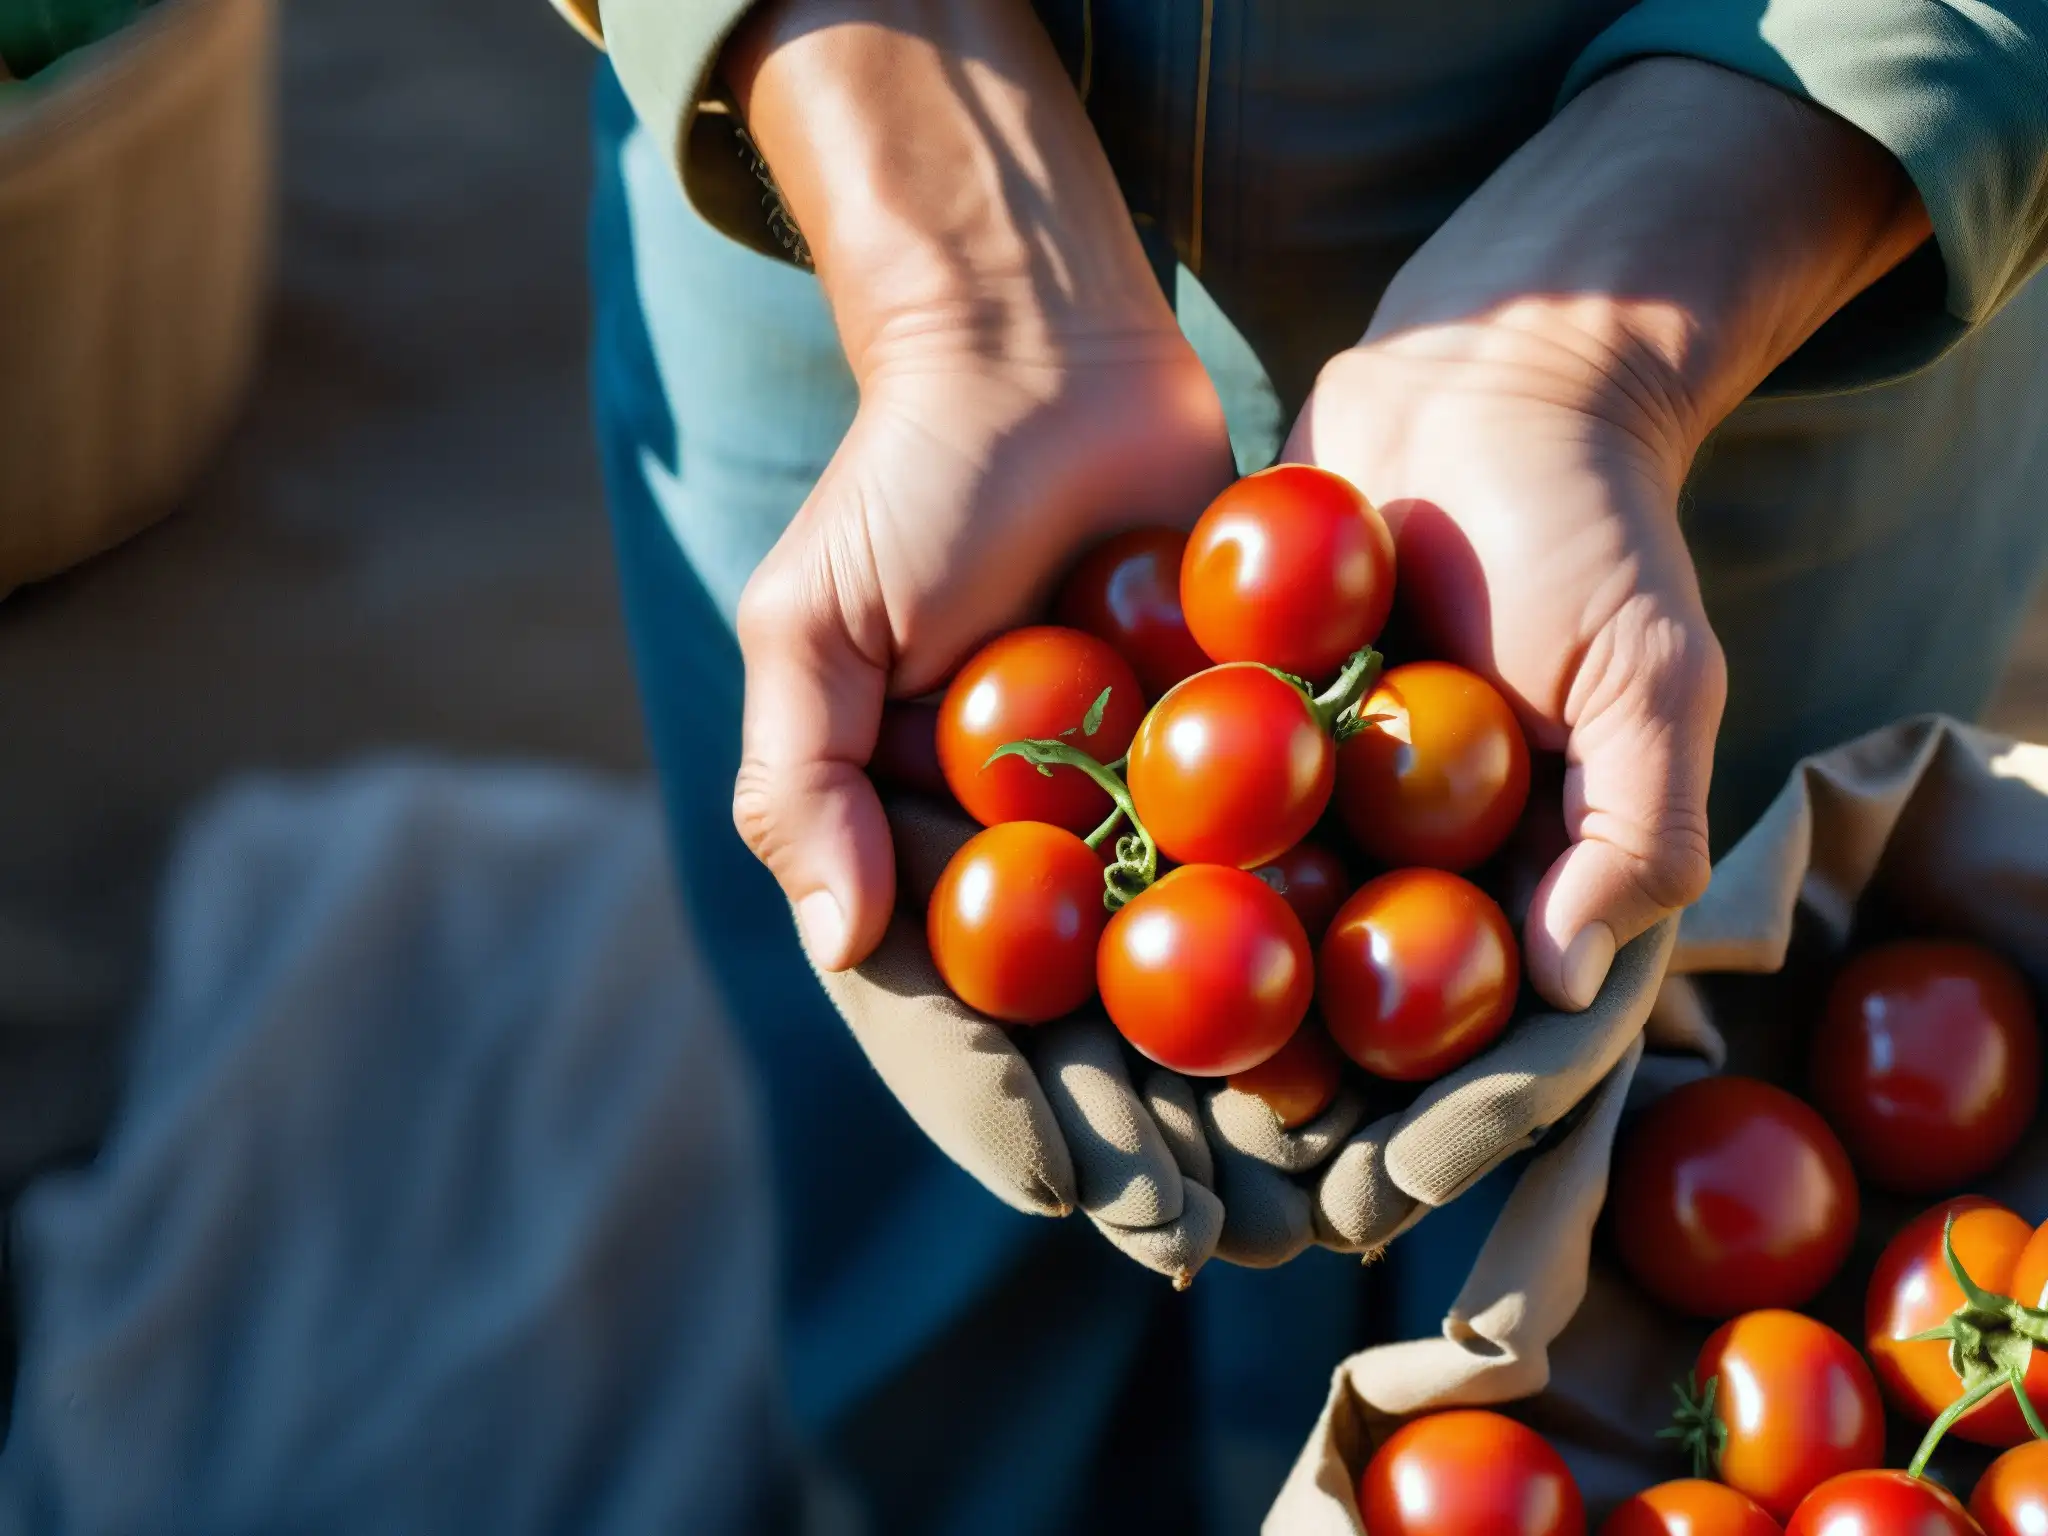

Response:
(1562, 922), (1617, 1010)
(797, 890), (849, 969)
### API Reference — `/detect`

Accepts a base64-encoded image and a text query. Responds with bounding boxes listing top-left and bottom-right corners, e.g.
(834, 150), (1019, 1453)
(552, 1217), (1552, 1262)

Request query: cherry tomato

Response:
(1097, 864), (1312, 1076)
(871, 700), (949, 799)
(1053, 527), (1212, 700)
(1180, 464), (1395, 681)
(927, 822), (1108, 1024)
(1685, 1310), (1883, 1520)
(1784, 1470), (1980, 1536)
(1970, 1439), (2048, 1536)
(1810, 939), (2039, 1195)
(1336, 661), (1531, 872)
(1126, 665), (1334, 869)
(1610, 1076), (1858, 1319)
(1317, 868), (1518, 1081)
(1865, 1197), (2044, 1446)
(1358, 1410), (1585, 1536)
(1600, 1481), (1782, 1536)
(937, 627), (1144, 833)
(1253, 841), (1350, 943)
(1226, 1019), (1344, 1128)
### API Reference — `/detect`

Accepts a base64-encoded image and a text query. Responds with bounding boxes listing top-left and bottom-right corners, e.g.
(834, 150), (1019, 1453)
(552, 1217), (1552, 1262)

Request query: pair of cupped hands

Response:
(720, 0), (1930, 1011)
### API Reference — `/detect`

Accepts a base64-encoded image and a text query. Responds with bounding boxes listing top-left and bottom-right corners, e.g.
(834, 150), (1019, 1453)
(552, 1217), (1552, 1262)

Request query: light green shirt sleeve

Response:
(1561, 0), (2048, 390)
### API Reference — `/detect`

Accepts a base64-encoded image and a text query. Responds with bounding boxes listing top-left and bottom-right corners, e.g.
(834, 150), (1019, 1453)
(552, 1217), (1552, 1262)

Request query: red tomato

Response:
(1610, 1076), (1858, 1319)
(1600, 1481), (1781, 1536)
(1970, 1439), (2048, 1536)
(1336, 661), (1531, 872)
(1097, 864), (1312, 1076)
(1810, 939), (2039, 1195)
(1226, 1019), (1344, 1128)
(1358, 1410), (1585, 1536)
(927, 822), (1107, 1024)
(1784, 1470), (1980, 1536)
(1865, 1197), (2043, 1446)
(1317, 868), (1518, 1081)
(1180, 464), (1395, 681)
(1126, 665), (1335, 870)
(870, 700), (949, 799)
(1053, 527), (1211, 699)
(1253, 841), (1350, 943)
(937, 627), (1144, 833)
(1685, 1310), (1883, 1520)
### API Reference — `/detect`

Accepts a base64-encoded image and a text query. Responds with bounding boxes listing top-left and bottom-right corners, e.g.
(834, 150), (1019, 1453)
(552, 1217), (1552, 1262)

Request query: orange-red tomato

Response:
(1358, 1410), (1585, 1536)
(1335, 661), (1531, 872)
(1784, 1471), (1979, 1536)
(1226, 1019), (1344, 1128)
(927, 822), (1107, 1024)
(1865, 1197), (2045, 1446)
(1097, 864), (1312, 1076)
(870, 700), (949, 800)
(1600, 1481), (1781, 1536)
(1809, 939), (2039, 1195)
(1126, 665), (1334, 870)
(1971, 1439), (2048, 1536)
(1253, 841), (1350, 944)
(1317, 868), (1518, 1081)
(936, 627), (1144, 833)
(1689, 1311), (1883, 1520)
(1180, 464), (1395, 681)
(1053, 526), (1211, 699)
(1611, 1076), (1858, 1320)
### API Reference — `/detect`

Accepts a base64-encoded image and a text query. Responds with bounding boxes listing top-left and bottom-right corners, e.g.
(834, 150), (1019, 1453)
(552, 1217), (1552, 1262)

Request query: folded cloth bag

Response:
(1265, 715), (2048, 1532)
(813, 793), (1674, 1287)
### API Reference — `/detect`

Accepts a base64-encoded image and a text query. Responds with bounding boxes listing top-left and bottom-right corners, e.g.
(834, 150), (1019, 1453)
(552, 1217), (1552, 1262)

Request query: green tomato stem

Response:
(1310, 645), (1384, 734)
(984, 736), (1157, 910)
(1084, 805), (1125, 851)
(1908, 1370), (2011, 1478)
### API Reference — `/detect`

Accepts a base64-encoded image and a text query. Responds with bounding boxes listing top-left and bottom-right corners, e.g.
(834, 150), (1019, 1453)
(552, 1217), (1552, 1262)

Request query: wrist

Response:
(725, 0), (1174, 381)
(1367, 58), (1929, 453)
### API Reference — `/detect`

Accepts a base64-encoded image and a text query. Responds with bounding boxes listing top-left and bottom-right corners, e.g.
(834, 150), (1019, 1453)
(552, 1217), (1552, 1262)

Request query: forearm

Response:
(1370, 58), (1931, 469)
(723, 0), (1172, 377)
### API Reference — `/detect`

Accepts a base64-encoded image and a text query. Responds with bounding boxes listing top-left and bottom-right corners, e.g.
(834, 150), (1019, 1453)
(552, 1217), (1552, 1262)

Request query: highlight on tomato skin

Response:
(1179, 464), (1395, 682)
(1970, 1438), (2048, 1536)
(1335, 660), (1531, 873)
(936, 626), (1146, 834)
(1357, 1409), (1585, 1536)
(1316, 867), (1518, 1082)
(1052, 526), (1212, 700)
(1252, 841), (1350, 944)
(1096, 864), (1313, 1077)
(1225, 1019), (1344, 1128)
(1783, 1469), (1979, 1536)
(1609, 1076), (1858, 1320)
(1125, 664), (1336, 871)
(1809, 937), (2040, 1195)
(926, 821), (1108, 1025)
(1598, 1480), (1782, 1536)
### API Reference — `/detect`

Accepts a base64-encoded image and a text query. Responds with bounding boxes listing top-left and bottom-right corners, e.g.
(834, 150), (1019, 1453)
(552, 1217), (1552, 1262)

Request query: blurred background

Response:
(0, 0), (2044, 1504)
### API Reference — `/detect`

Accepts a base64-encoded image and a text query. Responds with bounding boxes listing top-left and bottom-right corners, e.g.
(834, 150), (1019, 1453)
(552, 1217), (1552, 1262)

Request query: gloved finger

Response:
(1311, 1111), (1418, 1254)
(1089, 1181), (1225, 1291)
(1383, 916), (1674, 1207)
(814, 913), (1076, 1216)
(1140, 1068), (1215, 1189)
(1523, 614), (1724, 1010)
(1032, 1018), (1185, 1227)
(1213, 1144), (1316, 1269)
(733, 521), (897, 971)
(1204, 1083), (1367, 1174)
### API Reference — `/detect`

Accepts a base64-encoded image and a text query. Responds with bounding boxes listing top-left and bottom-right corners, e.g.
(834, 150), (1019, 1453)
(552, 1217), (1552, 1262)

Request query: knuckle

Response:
(1631, 815), (1714, 912)
(730, 758), (786, 863)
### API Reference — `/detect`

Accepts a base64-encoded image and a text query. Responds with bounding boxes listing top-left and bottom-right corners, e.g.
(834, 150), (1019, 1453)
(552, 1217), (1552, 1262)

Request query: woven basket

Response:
(0, 0), (274, 593)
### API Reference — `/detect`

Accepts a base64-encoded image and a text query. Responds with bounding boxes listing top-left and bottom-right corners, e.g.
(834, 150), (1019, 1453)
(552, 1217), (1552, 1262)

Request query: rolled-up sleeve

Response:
(1561, 0), (2048, 387)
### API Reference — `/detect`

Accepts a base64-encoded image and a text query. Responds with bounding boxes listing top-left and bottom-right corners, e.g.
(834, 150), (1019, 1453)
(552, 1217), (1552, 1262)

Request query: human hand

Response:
(1288, 59), (1929, 1011)
(723, 0), (1235, 970)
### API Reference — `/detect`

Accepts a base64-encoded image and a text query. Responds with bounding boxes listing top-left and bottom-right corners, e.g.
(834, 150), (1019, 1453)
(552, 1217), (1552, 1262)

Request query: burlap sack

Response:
(1267, 715), (2048, 1532)
(814, 793), (1673, 1286)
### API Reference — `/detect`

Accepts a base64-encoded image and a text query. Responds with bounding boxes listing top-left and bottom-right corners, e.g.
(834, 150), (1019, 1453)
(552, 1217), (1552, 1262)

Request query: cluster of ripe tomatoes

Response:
(887, 464), (1531, 1115)
(1357, 936), (2046, 1535)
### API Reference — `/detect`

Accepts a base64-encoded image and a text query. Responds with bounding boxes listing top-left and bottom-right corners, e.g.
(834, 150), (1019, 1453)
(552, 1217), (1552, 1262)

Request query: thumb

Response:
(732, 548), (896, 972)
(1523, 614), (1724, 1011)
